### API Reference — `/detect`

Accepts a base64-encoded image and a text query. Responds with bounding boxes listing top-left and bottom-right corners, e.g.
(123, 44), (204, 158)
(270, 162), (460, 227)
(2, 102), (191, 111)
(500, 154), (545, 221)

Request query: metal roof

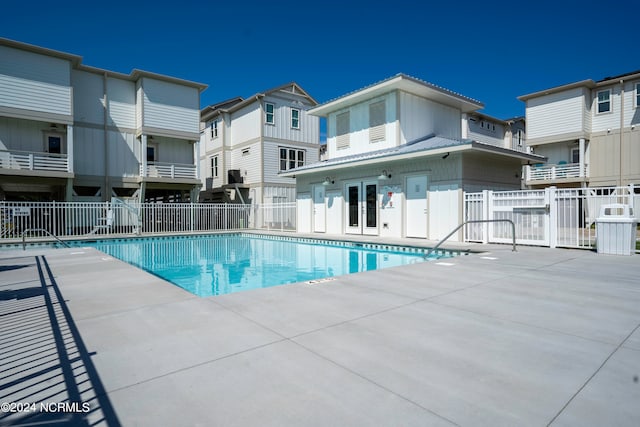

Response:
(309, 74), (484, 116)
(281, 134), (544, 176)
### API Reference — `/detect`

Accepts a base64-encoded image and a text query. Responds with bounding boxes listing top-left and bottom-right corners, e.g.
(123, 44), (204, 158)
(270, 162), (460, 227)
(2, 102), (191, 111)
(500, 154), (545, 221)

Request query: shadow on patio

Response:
(0, 255), (120, 426)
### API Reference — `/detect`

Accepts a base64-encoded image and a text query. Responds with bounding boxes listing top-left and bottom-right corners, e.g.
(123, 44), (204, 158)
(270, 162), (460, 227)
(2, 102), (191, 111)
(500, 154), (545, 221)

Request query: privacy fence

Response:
(464, 185), (638, 250)
(1, 200), (296, 241)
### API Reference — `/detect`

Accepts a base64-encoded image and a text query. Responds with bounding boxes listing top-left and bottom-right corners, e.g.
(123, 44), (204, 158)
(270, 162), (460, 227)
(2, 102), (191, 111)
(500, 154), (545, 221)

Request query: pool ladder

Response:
(21, 228), (71, 250)
(426, 219), (517, 258)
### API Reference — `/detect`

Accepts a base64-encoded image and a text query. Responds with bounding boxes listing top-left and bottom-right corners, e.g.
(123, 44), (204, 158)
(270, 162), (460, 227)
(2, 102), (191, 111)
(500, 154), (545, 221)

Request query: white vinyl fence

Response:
(464, 185), (638, 249)
(0, 201), (296, 242)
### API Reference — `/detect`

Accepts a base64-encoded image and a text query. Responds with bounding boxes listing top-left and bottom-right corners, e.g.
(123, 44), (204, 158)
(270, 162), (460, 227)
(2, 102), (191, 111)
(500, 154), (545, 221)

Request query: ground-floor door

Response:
(345, 181), (378, 235)
(313, 184), (326, 232)
(405, 175), (428, 238)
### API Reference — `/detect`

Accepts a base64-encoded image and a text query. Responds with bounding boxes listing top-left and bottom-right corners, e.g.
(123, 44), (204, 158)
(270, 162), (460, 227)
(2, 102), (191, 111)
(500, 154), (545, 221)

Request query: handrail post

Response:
(426, 219), (517, 258)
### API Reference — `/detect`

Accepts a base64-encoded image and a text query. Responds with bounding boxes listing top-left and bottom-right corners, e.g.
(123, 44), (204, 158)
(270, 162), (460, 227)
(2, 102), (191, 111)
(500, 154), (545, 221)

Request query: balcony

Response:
(0, 149), (71, 176)
(139, 162), (197, 180)
(525, 162), (588, 182)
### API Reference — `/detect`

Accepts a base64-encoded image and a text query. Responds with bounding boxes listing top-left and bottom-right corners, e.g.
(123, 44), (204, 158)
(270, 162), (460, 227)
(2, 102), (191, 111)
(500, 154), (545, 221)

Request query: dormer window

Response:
(597, 89), (611, 114)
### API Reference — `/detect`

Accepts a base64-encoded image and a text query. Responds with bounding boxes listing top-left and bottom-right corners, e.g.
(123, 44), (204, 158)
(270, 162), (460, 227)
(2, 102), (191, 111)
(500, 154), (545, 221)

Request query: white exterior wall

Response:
(263, 140), (319, 185)
(107, 131), (138, 176)
(154, 137), (193, 164)
(262, 95), (319, 144)
(107, 77), (136, 129)
(73, 126), (106, 176)
(229, 141), (261, 184)
(624, 80), (637, 128)
(591, 84), (622, 133)
(230, 103), (261, 145)
(526, 87), (588, 140)
(141, 78), (200, 135)
(467, 121), (506, 147)
(326, 93), (398, 158)
(0, 117), (55, 152)
(72, 70), (104, 125)
(399, 91), (461, 143)
(0, 45), (72, 121)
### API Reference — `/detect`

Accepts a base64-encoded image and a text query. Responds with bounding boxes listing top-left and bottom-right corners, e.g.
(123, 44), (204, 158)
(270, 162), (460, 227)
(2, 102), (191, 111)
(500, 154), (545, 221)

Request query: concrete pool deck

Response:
(1, 240), (639, 426)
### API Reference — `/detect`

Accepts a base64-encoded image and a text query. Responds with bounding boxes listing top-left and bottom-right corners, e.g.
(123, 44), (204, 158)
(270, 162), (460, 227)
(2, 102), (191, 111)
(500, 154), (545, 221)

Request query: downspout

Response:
(103, 72), (109, 201)
(619, 79), (624, 187)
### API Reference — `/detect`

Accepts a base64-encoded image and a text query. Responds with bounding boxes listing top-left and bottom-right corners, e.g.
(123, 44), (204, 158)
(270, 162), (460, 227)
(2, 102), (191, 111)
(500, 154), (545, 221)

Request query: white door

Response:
(345, 181), (378, 235)
(313, 185), (326, 232)
(406, 175), (428, 238)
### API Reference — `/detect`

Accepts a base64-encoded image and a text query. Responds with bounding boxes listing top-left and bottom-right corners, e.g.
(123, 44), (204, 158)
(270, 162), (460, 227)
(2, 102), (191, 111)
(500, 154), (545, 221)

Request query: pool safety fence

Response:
(1, 201), (297, 241)
(464, 184), (638, 250)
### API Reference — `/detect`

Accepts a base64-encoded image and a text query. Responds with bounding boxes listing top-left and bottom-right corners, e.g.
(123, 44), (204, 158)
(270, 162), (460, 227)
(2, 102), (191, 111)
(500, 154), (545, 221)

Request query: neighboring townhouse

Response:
(0, 38), (207, 202)
(518, 70), (640, 189)
(281, 74), (542, 241)
(199, 83), (320, 204)
(464, 112), (526, 153)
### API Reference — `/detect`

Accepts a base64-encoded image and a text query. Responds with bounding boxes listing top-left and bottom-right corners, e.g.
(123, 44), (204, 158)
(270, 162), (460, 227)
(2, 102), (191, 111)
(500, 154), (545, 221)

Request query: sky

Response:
(2, 0), (638, 124)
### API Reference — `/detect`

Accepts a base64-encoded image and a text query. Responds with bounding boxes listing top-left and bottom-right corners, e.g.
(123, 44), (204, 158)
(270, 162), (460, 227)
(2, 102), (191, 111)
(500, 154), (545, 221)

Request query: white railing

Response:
(0, 201), (297, 241)
(139, 162), (197, 179)
(0, 149), (69, 173)
(526, 163), (588, 181)
(465, 185), (637, 250)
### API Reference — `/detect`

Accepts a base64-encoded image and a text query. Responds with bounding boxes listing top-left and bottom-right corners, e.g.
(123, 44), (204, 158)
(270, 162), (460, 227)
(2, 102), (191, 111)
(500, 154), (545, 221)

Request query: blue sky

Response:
(2, 0), (638, 122)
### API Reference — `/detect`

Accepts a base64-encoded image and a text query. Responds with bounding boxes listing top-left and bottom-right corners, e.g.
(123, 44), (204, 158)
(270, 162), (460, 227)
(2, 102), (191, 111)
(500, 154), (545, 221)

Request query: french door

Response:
(345, 181), (378, 235)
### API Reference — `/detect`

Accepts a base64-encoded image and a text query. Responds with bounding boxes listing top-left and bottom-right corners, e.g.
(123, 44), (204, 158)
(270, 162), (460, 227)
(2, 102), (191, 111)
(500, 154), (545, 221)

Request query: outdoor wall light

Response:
(322, 177), (334, 186)
(442, 152), (450, 159)
(377, 170), (391, 180)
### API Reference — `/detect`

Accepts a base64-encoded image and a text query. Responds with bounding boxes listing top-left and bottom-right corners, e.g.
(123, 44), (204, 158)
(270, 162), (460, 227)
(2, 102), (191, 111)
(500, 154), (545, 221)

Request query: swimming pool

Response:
(70, 233), (453, 297)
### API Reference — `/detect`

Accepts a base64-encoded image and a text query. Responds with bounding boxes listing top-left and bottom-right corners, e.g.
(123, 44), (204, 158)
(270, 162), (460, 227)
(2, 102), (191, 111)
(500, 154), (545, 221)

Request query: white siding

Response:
(467, 120), (506, 147)
(591, 85), (622, 133)
(0, 45), (72, 119)
(0, 116), (52, 152)
(262, 95), (319, 144)
(72, 70), (104, 125)
(526, 87), (588, 139)
(229, 141), (261, 184)
(107, 77), (136, 129)
(107, 131), (138, 177)
(230, 103), (261, 145)
(154, 137), (193, 165)
(326, 93), (398, 158)
(141, 78), (200, 134)
(624, 80), (637, 128)
(263, 140), (319, 185)
(399, 91), (461, 143)
(73, 126), (106, 176)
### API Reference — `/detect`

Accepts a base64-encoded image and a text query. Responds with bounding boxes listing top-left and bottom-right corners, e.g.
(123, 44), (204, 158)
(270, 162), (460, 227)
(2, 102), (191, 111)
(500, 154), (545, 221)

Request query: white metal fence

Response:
(464, 185), (638, 249)
(1, 201), (296, 242)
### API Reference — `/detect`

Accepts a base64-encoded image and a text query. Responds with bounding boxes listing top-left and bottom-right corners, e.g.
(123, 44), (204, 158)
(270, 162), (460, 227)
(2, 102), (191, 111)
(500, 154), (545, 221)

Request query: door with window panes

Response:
(345, 181), (378, 235)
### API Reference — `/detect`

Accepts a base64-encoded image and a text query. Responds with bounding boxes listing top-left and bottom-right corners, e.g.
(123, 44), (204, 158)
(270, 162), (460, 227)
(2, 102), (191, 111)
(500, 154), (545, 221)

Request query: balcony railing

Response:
(526, 163), (588, 181)
(139, 162), (197, 179)
(0, 149), (69, 173)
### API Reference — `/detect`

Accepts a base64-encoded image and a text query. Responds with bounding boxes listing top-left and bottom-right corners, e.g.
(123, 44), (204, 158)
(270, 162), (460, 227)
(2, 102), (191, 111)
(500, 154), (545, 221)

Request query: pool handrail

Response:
(426, 219), (517, 257)
(21, 228), (71, 250)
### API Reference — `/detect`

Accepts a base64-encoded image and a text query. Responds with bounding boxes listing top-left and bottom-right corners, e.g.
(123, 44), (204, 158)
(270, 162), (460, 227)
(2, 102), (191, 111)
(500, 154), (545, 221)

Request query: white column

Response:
(461, 113), (469, 139)
(194, 139), (200, 180)
(141, 134), (148, 177)
(67, 125), (74, 173)
(579, 138), (585, 178)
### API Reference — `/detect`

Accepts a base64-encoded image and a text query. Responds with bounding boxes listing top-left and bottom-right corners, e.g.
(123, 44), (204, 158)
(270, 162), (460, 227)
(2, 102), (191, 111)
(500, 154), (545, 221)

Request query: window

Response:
(636, 83), (640, 108)
(265, 103), (275, 124)
(47, 135), (62, 154)
(147, 145), (156, 162)
(597, 89), (611, 113)
(571, 148), (580, 164)
(210, 120), (218, 138)
(515, 129), (524, 147)
(336, 111), (350, 149)
(291, 108), (300, 129)
(210, 156), (219, 178)
(279, 147), (305, 171)
(369, 101), (385, 143)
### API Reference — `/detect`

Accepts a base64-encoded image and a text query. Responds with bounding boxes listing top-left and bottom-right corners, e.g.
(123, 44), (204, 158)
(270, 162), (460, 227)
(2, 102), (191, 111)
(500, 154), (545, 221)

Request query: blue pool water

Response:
(74, 234), (449, 297)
